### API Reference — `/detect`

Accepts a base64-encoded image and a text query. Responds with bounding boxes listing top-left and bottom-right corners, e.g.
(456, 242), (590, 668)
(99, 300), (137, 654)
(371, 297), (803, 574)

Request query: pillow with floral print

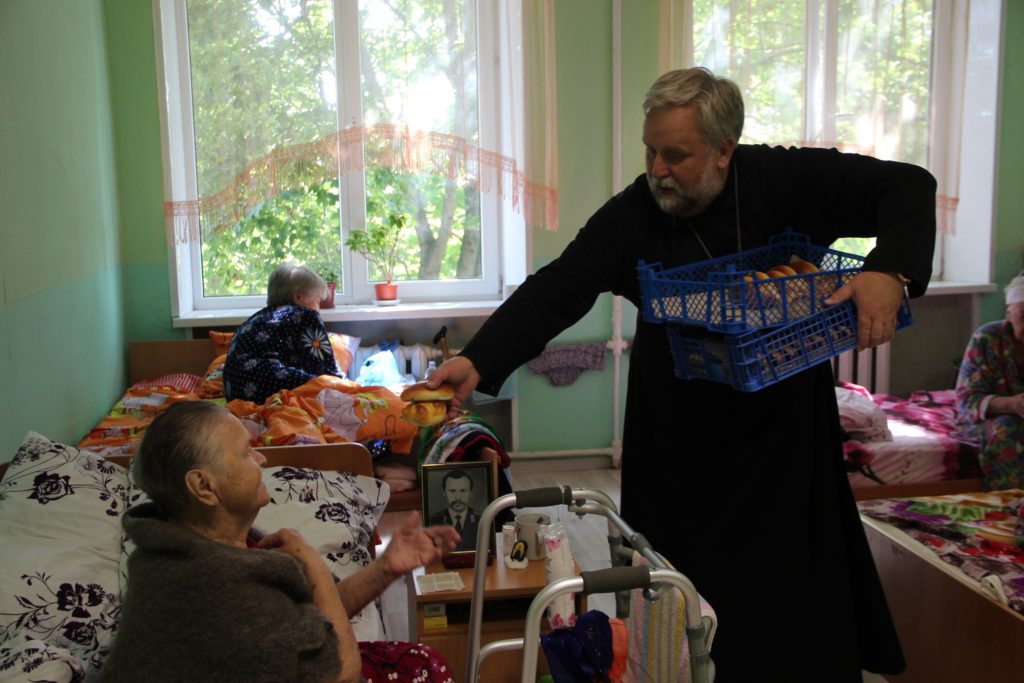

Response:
(0, 639), (84, 683)
(0, 433), (129, 679)
(255, 466), (390, 641)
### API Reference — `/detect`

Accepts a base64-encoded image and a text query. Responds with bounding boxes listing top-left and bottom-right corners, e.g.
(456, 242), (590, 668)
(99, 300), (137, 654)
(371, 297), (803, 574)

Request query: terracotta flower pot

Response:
(319, 282), (337, 308)
(374, 282), (398, 301)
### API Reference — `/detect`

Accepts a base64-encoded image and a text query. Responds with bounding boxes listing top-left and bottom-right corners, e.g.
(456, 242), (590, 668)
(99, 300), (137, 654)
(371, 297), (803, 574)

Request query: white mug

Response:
(514, 512), (551, 561)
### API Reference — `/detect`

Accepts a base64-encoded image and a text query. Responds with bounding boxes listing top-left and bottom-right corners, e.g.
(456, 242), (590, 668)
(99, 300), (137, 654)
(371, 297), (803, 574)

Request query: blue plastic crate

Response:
(665, 297), (914, 392)
(638, 229), (867, 333)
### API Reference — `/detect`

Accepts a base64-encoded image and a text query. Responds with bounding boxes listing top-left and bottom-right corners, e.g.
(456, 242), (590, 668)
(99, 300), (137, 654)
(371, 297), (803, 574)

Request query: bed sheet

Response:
(842, 388), (981, 487)
(858, 490), (1024, 615)
(77, 373), (417, 457)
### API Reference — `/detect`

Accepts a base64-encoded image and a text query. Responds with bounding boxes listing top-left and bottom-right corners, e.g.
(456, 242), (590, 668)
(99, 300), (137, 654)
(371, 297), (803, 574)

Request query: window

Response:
(680, 0), (1006, 287)
(156, 0), (517, 311)
(690, 0), (933, 258)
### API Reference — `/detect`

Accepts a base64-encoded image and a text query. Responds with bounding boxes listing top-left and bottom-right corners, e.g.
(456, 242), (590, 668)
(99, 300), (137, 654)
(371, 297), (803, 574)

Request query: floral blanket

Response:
(841, 388), (981, 486)
(77, 374), (417, 457)
(859, 490), (1024, 614)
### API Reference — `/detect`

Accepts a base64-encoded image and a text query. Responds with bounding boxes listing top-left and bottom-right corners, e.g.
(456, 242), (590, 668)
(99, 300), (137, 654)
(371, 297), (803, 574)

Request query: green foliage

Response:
(830, 237), (876, 258)
(345, 213), (406, 284)
(193, 0), (928, 299)
(201, 179), (342, 297)
(188, 0), (483, 298)
(693, 0), (932, 166)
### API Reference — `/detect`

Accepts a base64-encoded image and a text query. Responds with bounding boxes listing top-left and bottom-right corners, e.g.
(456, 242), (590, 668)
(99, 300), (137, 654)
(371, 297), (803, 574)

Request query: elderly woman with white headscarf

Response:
(955, 271), (1024, 489)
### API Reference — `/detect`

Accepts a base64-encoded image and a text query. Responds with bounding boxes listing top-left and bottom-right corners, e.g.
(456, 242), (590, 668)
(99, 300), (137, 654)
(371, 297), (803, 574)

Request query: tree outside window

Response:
(692, 0), (933, 257)
(185, 0), (485, 299)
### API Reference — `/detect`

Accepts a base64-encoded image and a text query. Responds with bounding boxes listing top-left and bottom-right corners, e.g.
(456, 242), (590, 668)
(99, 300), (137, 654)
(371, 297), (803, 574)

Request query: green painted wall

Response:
(513, 1), (658, 452)
(103, 0), (181, 342)
(984, 0), (1024, 323)
(514, 1), (617, 451)
(0, 0), (125, 460)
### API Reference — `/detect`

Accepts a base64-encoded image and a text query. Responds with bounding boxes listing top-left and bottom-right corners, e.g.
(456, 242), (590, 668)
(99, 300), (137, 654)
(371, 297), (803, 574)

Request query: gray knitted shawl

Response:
(101, 503), (341, 682)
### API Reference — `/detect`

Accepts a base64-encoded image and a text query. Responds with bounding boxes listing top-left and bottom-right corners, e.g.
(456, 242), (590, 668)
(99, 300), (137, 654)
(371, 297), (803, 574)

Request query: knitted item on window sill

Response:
(527, 342), (607, 387)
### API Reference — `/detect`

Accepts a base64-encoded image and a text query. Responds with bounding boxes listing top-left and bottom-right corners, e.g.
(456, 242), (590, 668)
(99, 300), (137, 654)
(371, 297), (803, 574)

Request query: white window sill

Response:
(172, 300), (504, 328)
(923, 281), (998, 296)
(172, 281), (993, 328)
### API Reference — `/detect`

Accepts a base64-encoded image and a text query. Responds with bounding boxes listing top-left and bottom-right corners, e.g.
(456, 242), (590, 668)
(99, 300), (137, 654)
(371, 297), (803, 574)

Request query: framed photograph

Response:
(422, 460), (496, 566)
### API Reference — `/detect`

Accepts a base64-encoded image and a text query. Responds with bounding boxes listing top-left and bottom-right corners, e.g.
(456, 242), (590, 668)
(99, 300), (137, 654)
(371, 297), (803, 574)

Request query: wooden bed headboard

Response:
(129, 339), (218, 384)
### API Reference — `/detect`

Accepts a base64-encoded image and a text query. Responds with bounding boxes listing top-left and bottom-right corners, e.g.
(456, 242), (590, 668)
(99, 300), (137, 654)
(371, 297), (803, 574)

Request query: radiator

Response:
(832, 344), (891, 394)
(352, 343), (456, 383)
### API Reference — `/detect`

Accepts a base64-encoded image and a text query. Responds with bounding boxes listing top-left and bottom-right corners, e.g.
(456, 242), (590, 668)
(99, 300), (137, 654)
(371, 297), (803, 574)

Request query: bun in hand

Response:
(401, 401), (448, 427)
(400, 381), (456, 426)
(400, 382), (455, 402)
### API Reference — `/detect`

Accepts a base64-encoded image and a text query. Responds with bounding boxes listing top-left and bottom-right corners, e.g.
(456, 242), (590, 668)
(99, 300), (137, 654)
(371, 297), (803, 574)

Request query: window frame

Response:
(154, 0), (514, 316)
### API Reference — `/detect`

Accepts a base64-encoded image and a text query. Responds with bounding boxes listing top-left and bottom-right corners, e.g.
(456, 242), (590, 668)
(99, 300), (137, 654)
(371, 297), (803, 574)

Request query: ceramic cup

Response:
(514, 512), (551, 561)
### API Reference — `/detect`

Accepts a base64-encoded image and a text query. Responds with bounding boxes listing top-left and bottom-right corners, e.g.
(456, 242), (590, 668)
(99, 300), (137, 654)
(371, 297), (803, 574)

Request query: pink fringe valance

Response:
(164, 123), (559, 244)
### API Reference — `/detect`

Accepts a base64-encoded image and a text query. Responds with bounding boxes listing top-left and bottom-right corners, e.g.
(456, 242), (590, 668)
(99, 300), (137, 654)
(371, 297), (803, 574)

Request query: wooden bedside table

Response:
(412, 536), (582, 683)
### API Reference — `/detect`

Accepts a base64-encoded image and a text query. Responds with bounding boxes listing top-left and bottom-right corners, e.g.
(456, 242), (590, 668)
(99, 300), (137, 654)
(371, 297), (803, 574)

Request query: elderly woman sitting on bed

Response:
(956, 270), (1024, 490)
(101, 401), (459, 683)
(224, 263), (344, 404)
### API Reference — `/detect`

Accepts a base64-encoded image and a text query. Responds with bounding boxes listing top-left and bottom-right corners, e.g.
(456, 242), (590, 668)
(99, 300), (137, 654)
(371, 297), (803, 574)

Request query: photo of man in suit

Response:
(428, 469), (481, 551)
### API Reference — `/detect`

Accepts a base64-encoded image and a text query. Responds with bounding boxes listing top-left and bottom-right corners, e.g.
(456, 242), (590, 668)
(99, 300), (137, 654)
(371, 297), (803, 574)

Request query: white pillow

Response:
(0, 432), (131, 537)
(0, 433), (128, 678)
(0, 639), (85, 683)
(834, 387), (893, 442)
(256, 466), (391, 641)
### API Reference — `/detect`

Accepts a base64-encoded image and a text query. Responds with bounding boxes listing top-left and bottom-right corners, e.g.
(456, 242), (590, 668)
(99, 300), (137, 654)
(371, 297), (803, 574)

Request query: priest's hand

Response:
(825, 271), (905, 351)
(426, 356), (480, 419)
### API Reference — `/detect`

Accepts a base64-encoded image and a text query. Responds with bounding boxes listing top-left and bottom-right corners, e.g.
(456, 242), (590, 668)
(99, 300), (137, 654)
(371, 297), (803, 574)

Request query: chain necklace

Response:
(679, 163), (742, 260)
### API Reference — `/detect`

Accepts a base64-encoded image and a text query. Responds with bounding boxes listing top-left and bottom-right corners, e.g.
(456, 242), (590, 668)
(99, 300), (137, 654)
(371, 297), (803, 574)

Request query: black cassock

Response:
(462, 145), (936, 681)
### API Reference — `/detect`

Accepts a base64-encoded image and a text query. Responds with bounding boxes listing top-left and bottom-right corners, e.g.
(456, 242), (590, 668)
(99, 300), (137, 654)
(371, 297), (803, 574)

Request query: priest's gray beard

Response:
(647, 156), (725, 219)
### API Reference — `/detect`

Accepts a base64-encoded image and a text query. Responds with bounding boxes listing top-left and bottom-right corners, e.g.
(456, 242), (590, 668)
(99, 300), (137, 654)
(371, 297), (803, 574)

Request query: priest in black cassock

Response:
(428, 67), (934, 682)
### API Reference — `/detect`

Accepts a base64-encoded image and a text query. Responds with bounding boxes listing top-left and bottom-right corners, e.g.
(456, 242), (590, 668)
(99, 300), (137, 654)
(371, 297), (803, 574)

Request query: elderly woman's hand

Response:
(259, 528), (324, 573)
(989, 392), (1024, 418)
(380, 511), (461, 578)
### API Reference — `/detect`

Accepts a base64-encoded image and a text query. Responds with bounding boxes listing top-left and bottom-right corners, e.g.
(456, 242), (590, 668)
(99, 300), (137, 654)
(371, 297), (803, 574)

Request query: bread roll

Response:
(401, 401), (448, 427)
(766, 264), (798, 277)
(789, 259), (819, 275)
(400, 382), (455, 402)
(744, 271), (780, 307)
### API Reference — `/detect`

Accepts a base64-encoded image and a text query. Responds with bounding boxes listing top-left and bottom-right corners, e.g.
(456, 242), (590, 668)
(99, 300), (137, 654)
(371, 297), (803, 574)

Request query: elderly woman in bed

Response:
(101, 401), (459, 683)
(224, 263), (344, 404)
(955, 271), (1024, 490)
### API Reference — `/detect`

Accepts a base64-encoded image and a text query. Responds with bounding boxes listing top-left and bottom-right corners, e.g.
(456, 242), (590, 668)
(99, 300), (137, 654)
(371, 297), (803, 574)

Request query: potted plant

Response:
(316, 264), (339, 308)
(344, 213), (405, 302)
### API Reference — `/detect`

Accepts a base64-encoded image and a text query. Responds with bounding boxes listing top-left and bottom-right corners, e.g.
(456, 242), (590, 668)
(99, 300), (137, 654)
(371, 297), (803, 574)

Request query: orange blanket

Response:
(78, 374), (416, 456)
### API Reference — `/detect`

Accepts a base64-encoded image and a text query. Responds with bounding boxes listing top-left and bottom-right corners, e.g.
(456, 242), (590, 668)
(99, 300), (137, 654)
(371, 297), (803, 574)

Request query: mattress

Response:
(840, 387), (981, 488)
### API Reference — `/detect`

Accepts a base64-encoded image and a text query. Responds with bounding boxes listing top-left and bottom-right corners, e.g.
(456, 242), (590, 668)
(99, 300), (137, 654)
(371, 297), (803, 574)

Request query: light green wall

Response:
(515, 1), (617, 451)
(984, 0), (1024, 323)
(0, 0), (125, 460)
(514, 1), (660, 452)
(104, 0), (181, 341)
